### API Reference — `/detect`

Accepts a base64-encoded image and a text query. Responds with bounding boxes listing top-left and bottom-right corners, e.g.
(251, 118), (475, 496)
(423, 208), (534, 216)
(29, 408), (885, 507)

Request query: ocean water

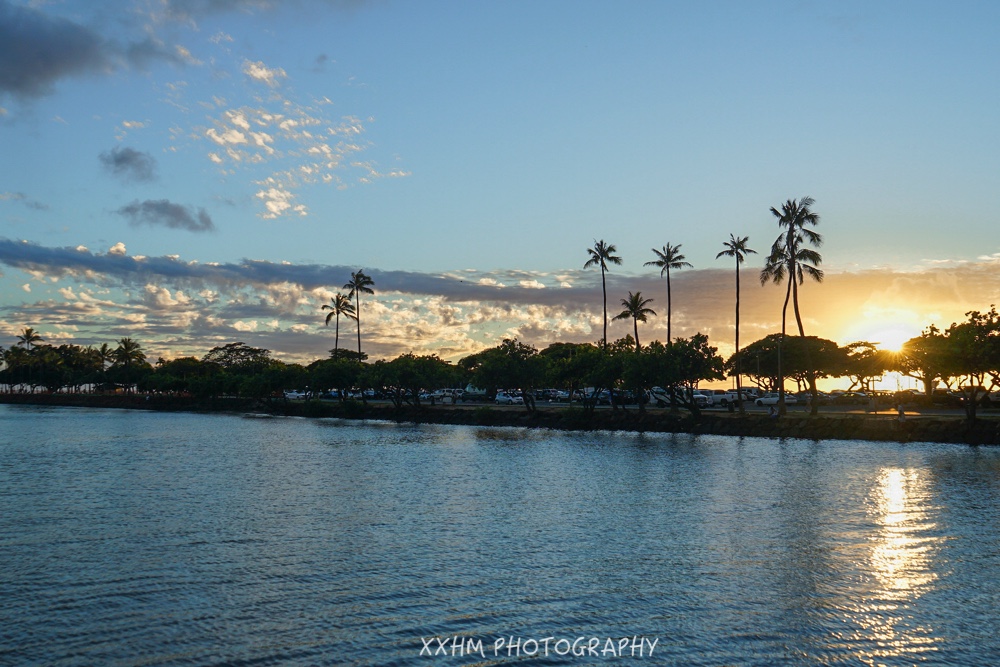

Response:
(2, 404), (999, 666)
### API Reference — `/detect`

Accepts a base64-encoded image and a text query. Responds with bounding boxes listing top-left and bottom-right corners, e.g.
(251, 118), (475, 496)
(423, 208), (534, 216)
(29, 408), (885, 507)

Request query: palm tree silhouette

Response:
(761, 197), (823, 337)
(344, 270), (375, 360)
(113, 337), (146, 393)
(584, 240), (622, 351)
(717, 234), (756, 412)
(644, 243), (691, 345)
(16, 327), (43, 350)
(612, 292), (656, 350)
(322, 292), (357, 359)
(760, 197), (823, 413)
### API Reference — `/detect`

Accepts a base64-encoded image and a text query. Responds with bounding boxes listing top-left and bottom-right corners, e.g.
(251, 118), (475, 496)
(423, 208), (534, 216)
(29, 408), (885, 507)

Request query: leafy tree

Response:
(584, 239), (622, 351)
(843, 342), (893, 391)
(612, 291), (656, 350)
(942, 308), (1000, 422)
(645, 243), (691, 344)
(309, 357), (362, 401)
(462, 338), (544, 412)
(203, 342), (272, 374)
(897, 327), (949, 396)
(344, 270), (375, 360)
(716, 234), (756, 412)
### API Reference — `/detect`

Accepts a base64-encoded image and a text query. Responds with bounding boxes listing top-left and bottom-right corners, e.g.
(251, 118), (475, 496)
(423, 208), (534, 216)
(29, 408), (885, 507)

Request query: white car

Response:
(495, 391), (524, 405)
(755, 392), (798, 406)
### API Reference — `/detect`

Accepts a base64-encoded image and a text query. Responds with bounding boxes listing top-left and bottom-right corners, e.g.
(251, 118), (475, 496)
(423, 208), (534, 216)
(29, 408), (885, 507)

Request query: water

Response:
(2, 405), (1000, 666)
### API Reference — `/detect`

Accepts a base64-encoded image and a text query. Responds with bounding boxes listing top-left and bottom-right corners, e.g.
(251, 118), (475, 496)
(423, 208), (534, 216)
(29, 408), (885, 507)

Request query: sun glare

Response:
(866, 326), (916, 353)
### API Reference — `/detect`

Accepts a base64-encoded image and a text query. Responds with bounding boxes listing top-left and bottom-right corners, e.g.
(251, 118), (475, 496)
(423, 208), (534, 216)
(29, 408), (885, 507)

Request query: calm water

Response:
(2, 406), (1000, 666)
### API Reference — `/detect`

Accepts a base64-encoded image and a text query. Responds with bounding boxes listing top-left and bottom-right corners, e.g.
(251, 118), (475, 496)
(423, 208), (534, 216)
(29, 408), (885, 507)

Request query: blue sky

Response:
(2, 0), (1000, 363)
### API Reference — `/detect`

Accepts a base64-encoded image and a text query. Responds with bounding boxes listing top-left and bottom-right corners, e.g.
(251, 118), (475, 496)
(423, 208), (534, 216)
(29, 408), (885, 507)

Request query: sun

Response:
(860, 325), (918, 353)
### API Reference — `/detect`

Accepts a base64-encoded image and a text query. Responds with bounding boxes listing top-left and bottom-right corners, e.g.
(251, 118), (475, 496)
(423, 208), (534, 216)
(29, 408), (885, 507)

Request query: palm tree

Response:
(583, 240), (622, 351)
(16, 327), (43, 350)
(113, 337), (146, 393)
(612, 292), (656, 350)
(717, 234), (756, 412)
(644, 243), (691, 345)
(760, 197), (823, 413)
(322, 292), (357, 359)
(344, 270), (375, 360)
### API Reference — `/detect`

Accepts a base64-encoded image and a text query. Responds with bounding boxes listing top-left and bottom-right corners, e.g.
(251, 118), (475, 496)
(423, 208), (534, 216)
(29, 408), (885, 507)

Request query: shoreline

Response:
(4, 393), (999, 446)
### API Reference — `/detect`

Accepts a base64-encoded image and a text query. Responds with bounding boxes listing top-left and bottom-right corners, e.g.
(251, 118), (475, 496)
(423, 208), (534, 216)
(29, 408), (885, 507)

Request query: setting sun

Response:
(842, 321), (922, 353)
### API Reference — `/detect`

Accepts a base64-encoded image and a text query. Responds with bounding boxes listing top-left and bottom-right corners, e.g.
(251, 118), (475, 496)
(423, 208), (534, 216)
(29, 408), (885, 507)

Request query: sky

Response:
(2, 0), (1000, 369)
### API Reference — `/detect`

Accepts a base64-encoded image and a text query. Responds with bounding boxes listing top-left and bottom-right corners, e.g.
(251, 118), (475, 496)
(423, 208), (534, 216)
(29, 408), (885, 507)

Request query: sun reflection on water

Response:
(848, 467), (944, 665)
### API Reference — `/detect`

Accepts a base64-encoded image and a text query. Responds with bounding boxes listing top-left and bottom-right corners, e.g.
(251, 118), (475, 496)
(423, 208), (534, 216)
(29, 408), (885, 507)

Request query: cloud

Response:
(242, 59), (286, 87)
(0, 1), (192, 102)
(116, 200), (216, 233)
(99, 147), (157, 182)
(0, 1), (110, 99)
(0, 191), (47, 210)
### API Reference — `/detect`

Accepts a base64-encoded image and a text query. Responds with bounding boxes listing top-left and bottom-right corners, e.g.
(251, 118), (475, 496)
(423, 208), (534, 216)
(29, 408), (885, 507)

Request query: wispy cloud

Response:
(99, 146), (158, 182)
(0, 191), (48, 210)
(116, 200), (215, 233)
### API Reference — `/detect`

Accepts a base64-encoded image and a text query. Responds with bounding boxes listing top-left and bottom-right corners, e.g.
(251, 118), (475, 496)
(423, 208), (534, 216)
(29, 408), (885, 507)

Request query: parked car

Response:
(495, 391), (524, 405)
(283, 390), (307, 399)
(755, 393), (798, 406)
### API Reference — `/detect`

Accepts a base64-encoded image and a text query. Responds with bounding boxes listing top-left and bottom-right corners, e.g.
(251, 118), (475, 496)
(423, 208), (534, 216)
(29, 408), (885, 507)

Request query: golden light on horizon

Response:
(841, 307), (924, 353)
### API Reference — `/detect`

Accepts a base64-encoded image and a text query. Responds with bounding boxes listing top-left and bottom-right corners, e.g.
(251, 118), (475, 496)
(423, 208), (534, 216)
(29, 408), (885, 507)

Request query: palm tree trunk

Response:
(735, 264), (743, 413)
(633, 318), (640, 350)
(778, 274), (792, 415)
(666, 269), (672, 345)
(355, 294), (362, 359)
(601, 267), (608, 351)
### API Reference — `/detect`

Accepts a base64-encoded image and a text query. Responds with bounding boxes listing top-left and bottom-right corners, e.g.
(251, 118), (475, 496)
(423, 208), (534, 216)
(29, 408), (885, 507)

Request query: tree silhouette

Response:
(322, 292), (357, 360)
(344, 270), (375, 360)
(760, 197), (823, 413)
(584, 240), (622, 352)
(717, 234), (756, 412)
(612, 291), (656, 350)
(16, 327), (44, 350)
(645, 243), (691, 345)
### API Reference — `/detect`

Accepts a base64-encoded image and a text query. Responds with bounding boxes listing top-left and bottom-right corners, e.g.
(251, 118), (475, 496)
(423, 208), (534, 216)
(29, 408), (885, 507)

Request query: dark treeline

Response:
(5, 305), (1000, 424)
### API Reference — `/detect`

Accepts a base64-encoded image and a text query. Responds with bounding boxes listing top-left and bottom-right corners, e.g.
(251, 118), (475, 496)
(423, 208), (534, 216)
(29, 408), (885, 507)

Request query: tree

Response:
(897, 327), (949, 396)
(203, 342), (272, 374)
(111, 337), (147, 392)
(716, 234), (756, 412)
(645, 243), (691, 345)
(461, 338), (544, 412)
(322, 292), (357, 360)
(760, 197), (823, 413)
(584, 240), (622, 351)
(344, 270), (375, 360)
(612, 291), (656, 350)
(16, 327), (44, 350)
(843, 342), (893, 391)
(942, 308), (1000, 423)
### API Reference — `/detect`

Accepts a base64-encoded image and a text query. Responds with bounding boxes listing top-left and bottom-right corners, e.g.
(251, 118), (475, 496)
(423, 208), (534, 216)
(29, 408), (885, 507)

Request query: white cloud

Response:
(109, 242), (127, 255)
(242, 60), (287, 87)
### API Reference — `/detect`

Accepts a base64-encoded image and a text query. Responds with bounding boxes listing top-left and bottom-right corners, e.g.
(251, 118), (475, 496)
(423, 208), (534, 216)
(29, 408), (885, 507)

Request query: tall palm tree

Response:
(760, 197), (823, 413)
(612, 292), (656, 350)
(644, 243), (691, 345)
(717, 234), (756, 412)
(344, 270), (375, 360)
(584, 240), (622, 351)
(322, 292), (357, 359)
(761, 197), (823, 336)
(16, 327), (43, 350)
